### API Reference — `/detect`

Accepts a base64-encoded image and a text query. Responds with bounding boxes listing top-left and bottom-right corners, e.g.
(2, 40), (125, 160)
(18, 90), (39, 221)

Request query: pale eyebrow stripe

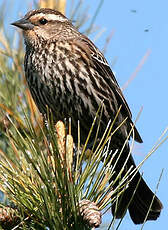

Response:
(31, 13), (68, 22)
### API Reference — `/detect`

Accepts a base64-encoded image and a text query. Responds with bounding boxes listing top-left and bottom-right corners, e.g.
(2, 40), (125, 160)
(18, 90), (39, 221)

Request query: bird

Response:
(12, 8), (163, 224)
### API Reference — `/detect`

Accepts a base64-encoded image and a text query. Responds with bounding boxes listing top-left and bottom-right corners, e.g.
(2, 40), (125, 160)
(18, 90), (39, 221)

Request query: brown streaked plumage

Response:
(12, 8), (163, 224)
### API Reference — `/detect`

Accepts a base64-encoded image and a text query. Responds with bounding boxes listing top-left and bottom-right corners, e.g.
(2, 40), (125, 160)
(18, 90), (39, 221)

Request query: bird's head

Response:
(11, 8), (74, 47)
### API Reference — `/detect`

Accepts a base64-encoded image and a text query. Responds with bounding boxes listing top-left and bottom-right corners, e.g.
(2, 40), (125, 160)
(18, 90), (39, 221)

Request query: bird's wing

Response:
(92, 49), (133, 118)
(74, 36), (142, 143)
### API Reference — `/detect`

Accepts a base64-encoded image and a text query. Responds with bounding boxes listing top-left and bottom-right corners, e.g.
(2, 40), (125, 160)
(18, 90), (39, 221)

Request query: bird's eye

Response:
(39, 18), (48, 25)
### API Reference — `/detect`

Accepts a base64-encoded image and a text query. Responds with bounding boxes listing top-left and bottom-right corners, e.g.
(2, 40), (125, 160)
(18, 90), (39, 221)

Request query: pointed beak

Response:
(11, 18), (34, 30)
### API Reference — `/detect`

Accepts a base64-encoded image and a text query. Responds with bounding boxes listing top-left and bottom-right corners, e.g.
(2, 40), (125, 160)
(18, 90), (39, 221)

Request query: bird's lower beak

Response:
(11, 18), (34, 30)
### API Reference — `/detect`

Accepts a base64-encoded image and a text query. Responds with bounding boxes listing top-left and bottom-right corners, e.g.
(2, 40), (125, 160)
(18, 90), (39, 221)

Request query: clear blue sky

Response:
(4, 0), (168, 229)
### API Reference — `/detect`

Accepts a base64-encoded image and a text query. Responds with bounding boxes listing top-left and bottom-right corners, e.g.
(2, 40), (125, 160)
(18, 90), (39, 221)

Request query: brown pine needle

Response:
(122, 49), (151, 91)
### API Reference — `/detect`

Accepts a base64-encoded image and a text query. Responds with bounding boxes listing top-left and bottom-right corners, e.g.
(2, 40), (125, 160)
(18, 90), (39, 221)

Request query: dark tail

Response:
(111, 154), (163, 224)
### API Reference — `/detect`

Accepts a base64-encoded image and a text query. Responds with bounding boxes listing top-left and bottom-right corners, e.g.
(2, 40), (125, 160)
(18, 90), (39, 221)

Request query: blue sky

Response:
(4, 0), (168, 229)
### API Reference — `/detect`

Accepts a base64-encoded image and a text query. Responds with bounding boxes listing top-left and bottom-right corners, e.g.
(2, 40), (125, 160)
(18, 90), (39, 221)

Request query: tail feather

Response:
(128, 171), (163, 224)
(111, 155), (163, 224)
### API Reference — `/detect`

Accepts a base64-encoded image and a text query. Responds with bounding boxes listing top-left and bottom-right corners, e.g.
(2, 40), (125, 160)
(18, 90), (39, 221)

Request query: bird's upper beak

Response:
(11, 18), (34, 30)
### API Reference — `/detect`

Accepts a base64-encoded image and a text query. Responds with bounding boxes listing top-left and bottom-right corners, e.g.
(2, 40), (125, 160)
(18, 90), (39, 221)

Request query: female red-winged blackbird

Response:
(12, 8), (162, 224)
